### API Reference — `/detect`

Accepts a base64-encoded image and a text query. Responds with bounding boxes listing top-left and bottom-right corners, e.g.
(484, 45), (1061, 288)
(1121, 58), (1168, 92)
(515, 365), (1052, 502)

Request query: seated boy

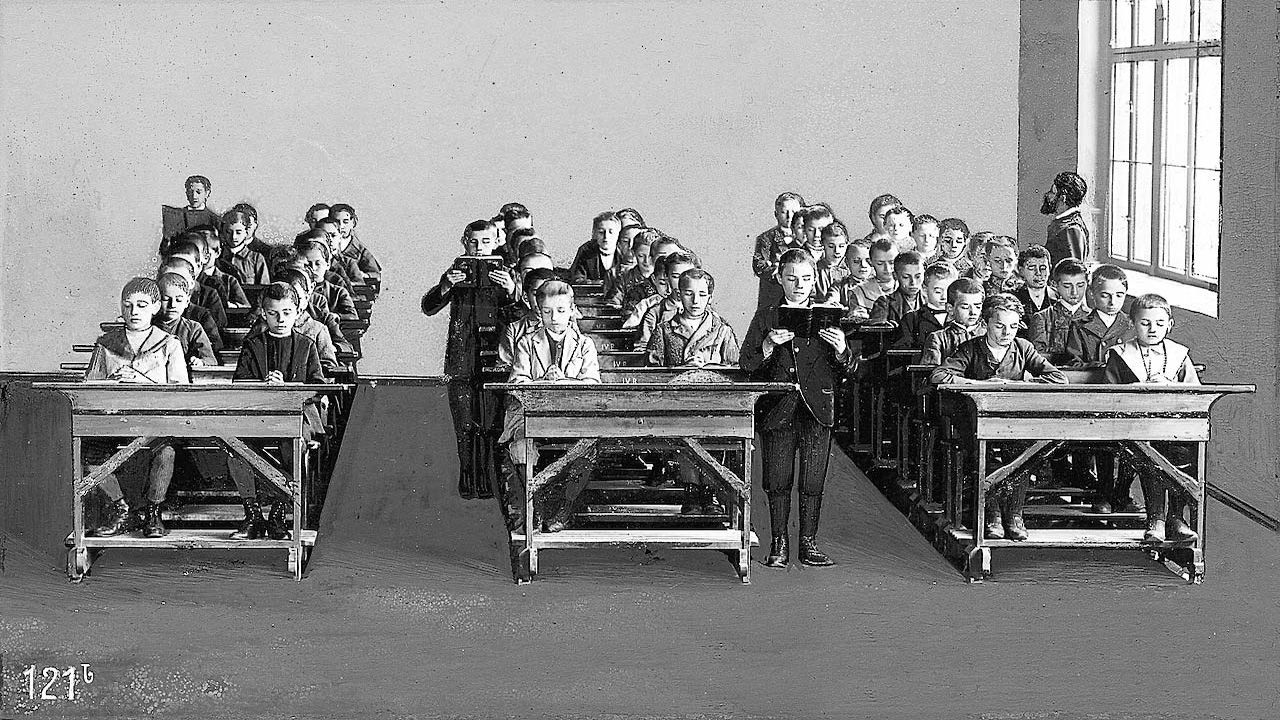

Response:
(844, 239), (898, 320)
(935, 218), (972, 274)
(910, 214), (940, 262)
(497, 203), (534, 263)
(423, 219), (519, 500)
(814, 222), (852, 304)
(273, 269), (344, 373)
(845, 238), (874, 286)
(869, 250), (925, 323)
(191, 227), (250, 308)
(315, 217), (366, 288)
(1104, 293), (1200, 543)
(154, 272), (218, 368)
(930, 293), (1067, 540)
(218, 209), (271, 285)
(1010, 244), (1055, 325)
(228, 283), (327, 540)
(297, 239), (359, 321)
(637, 252), (698, 346)
(919, 278), (985, 365)
(1027, 258), (1090, 364)
(753, 192), (805, 311)
(157, 257), (224, 353)
(977, 239), (1024, 296)
(84, 277), (189, 538)
(741, 249), (856, 568)
(569, 211), (630, 283)
(883, 206), (916, 254)
(963, 231), (996, 282)
(623, 235), (682, 316)
(498, 267), (559, 366)
(798, 205), (836, 260)
(305, 203), (331, 230)
(895, 262), (956, 350)
(498, 280), (602, 531)
(165, 240), (229, 328)
(603, 227), (656, 308)
(328, 203), (382, 281)
(862, 193), (901, 244)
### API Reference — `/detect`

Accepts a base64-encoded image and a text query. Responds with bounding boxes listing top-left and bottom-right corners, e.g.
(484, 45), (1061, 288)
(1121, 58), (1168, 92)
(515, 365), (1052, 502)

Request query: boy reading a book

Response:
(741, 249), (855, 568)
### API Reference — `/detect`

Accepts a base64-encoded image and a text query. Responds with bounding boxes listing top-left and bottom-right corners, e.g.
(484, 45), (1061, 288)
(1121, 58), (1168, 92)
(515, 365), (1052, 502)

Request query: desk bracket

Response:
(529, 438), (598, 496)
(980, 439), (1060, 492)
(76, 436), (158, 496)
(680, 437), (747, 494)
(216, 436), (296, 501)
(1125, 441), (1203, 497)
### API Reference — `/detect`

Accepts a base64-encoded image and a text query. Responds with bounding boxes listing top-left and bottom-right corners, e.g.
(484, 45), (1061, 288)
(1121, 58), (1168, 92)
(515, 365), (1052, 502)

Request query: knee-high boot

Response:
(1139, 472), (1167, 544)
(1002, 479), (1029, 541)
(798, 493), (835, 566)
(764, 493), (790, 568)
(1166, 490), (1199, 543)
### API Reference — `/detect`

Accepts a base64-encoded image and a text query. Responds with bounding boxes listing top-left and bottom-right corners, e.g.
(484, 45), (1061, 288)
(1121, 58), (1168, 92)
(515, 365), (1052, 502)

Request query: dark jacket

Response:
(1027, 302), (1090, 365)
(1065, 310), (1135, 365)
(340, 233), (382, 281)
(894, 305), (948, 350)
(740, 303), (855, 429)
(421, 274), (513, 378)
(1046, 210), (1091, 266)
(201, 270), (249, 308)
(314, 279), (358, 322)
(233, 329), (325, 383)
(154, 316), (218, 366)
(183, 303), (224, 353)
(217, 246), (271, 286)
(568, 241), (630, 284)
(869, 289), (923, 324)
(1011, 285), (1056, 326)
(190, 282), (228, 329)
(929, 336), (1067, 384)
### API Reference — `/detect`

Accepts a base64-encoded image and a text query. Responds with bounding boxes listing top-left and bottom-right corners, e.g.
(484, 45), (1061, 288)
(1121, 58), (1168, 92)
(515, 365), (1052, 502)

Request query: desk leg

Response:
(967, 440), (990, 582)
(1191, 442), (1207, 584)
(291, 437), (304, 581)
(520, 448), (536, 583)
(69, 437), (90, 582)
(739, 438), (752, 584)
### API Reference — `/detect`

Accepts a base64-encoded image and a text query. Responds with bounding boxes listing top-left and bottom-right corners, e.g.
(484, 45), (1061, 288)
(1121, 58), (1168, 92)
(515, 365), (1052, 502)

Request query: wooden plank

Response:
(680, 437), (747, 494)
(74, 436), (155, 495)
(976, 417), (1210, 441)
(73, 414), (301, 438)
(67, 528), (316, 549)
(1128, 441), (1204, 495)
(947, 526), (1186, 549)
(217, 436), (295, 501)
(510, 528), (758, 549)
(526, 414), (753, 439)
(979, 440), (1058, 492)
(160, 504), (288, 522)
(528, 438), (598, 495)
(38, 383), (340, 411)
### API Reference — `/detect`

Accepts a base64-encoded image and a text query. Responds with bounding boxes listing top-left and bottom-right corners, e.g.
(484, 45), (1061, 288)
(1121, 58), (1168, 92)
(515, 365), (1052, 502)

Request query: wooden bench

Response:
(485, 381), (792, 583)
(34, 382), (350, 582)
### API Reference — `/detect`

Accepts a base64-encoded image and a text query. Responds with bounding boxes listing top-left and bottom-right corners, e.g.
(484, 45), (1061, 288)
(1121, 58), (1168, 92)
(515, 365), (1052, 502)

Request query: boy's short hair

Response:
(869, 239), (898, 258)
(1017, 244), (1052, 266)
(982, 292), (1024, 321)
(1090, 263), (1129, 290)
(775, 192), (805, 210)
(294, 227), (329, 247)
(1053, 171), (1088, 208)
(821, 221), (849, 242)
(664, 251), (698, 271)
(884, 205), (915, 225)
(894, 250), (923, 269)
(994, 234), (1019, 251)
(868, 193), (902, 221)
(803, 204), (835, 226)
(501, 203), (531, 224)
(678, 267), (715, 294)
(923, 262), (957, 284)
(778, 248), (816, 271)
(517, 252), (553, 271)
(329, 203), (357, 220)
(463, 218), (497, 237)
(185, 175), (211, 192)
(517, 236), (546, 258)
(221, 209), (253, 232)
(652, 254), (671, 277)
(230, 202), (257, 222)
(270, 247), (302, 275)
(629, 227), (655, 252)
(912, 214), (939, 231)
(157, 257), (196, 278)
(535, 279), (574, 304)
(261, 281), (300, 309)
(592, 211), (621, 229)
(123, 276), (161, 303)
(509, 226), (537, 243)
(616, 208), (645, 228)
(947, 277), (985, 304)
(982, 239), (1015, 257)
(156, 272), (191, 295)
(165, 239), (203, 260)
(969, 230), (995, 255)
(1130, 293), (1172, 318)
(650, 235), (682, 257)
(296, 239), (331, 260)
(306, 202), (330, 221)
(315, 215), (339, 229)
(938, 217), (970, 238)
(275, 268), (311, 292)
(1050, 257), (1089, 281)
(522, 267), (558, 294)
(850, 238), (873, 252)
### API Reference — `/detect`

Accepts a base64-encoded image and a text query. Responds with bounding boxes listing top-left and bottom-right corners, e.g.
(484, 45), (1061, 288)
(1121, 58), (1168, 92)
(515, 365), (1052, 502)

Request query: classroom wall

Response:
(0, 0), (1019, 375)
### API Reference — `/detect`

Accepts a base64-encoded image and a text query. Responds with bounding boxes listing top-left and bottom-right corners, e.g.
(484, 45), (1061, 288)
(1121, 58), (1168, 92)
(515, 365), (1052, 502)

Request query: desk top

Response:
(486, 381), (793, 393)
(939, 383), (1255, 395)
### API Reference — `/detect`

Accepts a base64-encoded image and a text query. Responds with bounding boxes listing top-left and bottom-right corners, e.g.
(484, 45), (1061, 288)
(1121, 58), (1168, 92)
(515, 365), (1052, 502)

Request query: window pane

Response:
(1113, 0), (1134, 48)
(1195, 55), (1221, 171)
(1160, 165), (1189, 272)
(1192, 169), (1220, 281)
(1167, 0), (1192, 42)
(1163, 57), (1190, 168)
(1110, 162), (1132, 259)
(1135, 0), (1158, 45)
(1111, 63), (1133, 162)
(1134, 61), (1156, 164)
(1197, 0), (1222, 41)
(1133, 161), (1153, 263)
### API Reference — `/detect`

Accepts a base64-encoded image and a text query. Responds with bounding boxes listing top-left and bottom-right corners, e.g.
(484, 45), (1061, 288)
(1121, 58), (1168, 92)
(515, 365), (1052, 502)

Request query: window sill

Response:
(1123, 269), (1219, 319)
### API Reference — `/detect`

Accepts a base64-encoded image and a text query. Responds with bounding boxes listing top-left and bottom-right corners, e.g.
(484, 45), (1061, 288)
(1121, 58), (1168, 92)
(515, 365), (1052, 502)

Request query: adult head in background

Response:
(1040, 171), (1091, 267)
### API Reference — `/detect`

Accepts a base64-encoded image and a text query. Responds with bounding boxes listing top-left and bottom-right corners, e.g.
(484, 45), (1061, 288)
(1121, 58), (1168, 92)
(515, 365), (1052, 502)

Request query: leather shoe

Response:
(1166, 516), (1198, 543)
(142, 504), (168, 538)
(1004, 515), (1029, 542)
(764, 536), (789, 568)
(798, 537), (835, 566)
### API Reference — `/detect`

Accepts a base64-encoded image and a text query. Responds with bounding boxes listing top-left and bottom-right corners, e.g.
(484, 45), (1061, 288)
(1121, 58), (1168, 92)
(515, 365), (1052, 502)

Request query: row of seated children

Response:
(83, 271), (339, 540)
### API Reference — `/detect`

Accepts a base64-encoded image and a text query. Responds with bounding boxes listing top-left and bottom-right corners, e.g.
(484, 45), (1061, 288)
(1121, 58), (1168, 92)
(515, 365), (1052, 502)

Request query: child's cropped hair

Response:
(124, 276), (161, 303)
(185, 175), (211, 192)
(821, 221), (849, 241)
(1090, 263), (1129, 290)
(592, 211), (621, 229)
(462, 218), (497, 239)
(993, 235), (1019, 251)
(884, 205), (914, 225)
(869, 239), (897, 257)
(894, 250), (923, 268)
(981, 238), (1011, 256)
(270, 248), (302, 275)
(535, 279), (574, 304)
(982, 293), (1025, 321)
(261, 281), (300, 309)
(664, 250), (700, 270)
(306, 203), (330, 221)
(156, 272), (192, 295)
(938, 217), (969, 238)
(678, 267), (715, 293)
(522, 267), (558, 294)
(516, 235), (546, 258)
(805, 204), (835, 226)
(947, 277), (985, 304)
(775, 192), (805, 210)
(1017, 244), (1051, 266)
(502, 203), (531, 224)
(1131, 293), (1172, 317)
(329, 203), (357, 220)
(1051, 257), (1089, 280)
(912, 214), (939, 231)
(924, 262), (957, 283)
(778, 247), (815, 270)
(221, 210), (253, 232)
(294, 229), (331, 255)
(969, 230), (995, 257)
(868, 194), (901, 221)
(616, 208), (645, 228)
(230, 202), (258, 222)
(275, 268), (311, 292)
(165, 239), (203, 260)
(296, 238), (331, 260)
(157, 257), (197, 279)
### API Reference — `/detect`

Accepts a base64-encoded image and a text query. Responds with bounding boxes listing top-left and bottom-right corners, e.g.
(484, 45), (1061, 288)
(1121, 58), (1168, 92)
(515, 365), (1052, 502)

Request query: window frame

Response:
(1101, 0), (1222, 292)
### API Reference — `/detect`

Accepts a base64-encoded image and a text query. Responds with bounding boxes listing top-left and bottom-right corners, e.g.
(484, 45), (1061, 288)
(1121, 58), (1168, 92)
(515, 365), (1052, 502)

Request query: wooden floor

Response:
(3, 382), (1280, 719)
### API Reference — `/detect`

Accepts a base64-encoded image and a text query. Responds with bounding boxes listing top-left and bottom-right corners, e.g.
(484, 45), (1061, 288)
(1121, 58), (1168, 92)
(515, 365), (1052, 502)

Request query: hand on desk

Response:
(266, 370), (285, 384)
(189, 357), (205, 368)
(109, 366), (140, 383)
(542, 366), (566, 381)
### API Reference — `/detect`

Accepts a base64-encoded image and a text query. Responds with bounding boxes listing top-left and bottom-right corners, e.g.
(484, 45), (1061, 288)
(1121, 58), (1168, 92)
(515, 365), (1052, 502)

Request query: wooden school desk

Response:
(485, 381), (792, 584)
(35, 382), (350, 582)
(838, 320), (897, 454)
(936, 382), (1254, 583)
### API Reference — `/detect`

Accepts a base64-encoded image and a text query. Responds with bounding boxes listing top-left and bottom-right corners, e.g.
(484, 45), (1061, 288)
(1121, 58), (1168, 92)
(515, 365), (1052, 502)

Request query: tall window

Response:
(1106, 0), (1221, 289)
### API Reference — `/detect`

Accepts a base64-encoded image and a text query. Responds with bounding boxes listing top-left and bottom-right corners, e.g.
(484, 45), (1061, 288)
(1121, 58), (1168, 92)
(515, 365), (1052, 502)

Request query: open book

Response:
(450, 255), (506, 288)
(777, 303), (845, 339)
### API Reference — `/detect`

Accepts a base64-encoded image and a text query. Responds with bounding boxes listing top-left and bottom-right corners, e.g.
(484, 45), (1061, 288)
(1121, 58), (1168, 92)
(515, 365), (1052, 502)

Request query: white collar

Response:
(1055, 206), (1081, 221)
(1097, 310), (1118, 327)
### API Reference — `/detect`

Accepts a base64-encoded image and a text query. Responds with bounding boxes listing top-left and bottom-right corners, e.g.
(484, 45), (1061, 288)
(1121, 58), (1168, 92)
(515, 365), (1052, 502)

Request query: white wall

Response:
(0, 1), (1018, 374)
